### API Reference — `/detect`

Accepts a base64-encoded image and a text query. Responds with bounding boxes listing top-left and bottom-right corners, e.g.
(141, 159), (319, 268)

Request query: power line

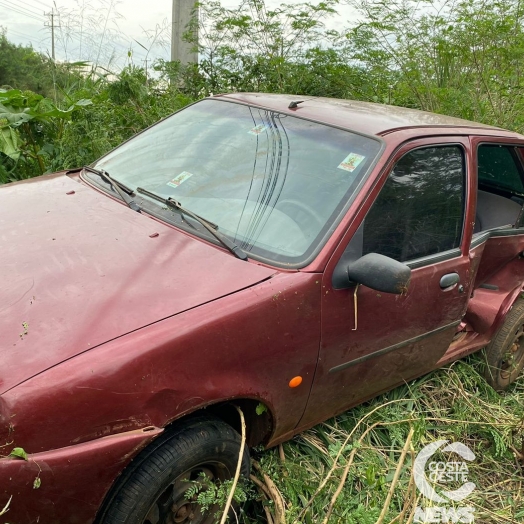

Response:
(6, 27), (42, 40)
(1, 0), (43, 17)
(17, 0), (53, 11)
(0, 0), (44, 19)
(1, 5), (167, 68)
(5, 27), (44, 42)
(0, 1), (44, 22)
(11, 23), (140, 61)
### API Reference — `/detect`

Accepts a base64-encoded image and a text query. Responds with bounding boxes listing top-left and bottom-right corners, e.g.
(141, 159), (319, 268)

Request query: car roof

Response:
(216, 92), (521, 138)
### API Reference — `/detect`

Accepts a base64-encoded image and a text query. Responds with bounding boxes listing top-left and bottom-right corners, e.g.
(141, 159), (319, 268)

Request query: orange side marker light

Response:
(289, 376), (303, 388)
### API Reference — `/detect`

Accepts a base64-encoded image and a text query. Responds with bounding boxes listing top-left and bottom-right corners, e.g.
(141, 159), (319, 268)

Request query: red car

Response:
(1, 93), (524, 524)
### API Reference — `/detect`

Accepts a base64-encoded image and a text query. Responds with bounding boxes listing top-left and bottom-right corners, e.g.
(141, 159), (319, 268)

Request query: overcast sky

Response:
(0, 0), (358, 68)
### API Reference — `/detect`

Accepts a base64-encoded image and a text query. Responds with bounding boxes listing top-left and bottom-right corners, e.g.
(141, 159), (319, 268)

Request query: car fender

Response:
(3, 272), (321, 454)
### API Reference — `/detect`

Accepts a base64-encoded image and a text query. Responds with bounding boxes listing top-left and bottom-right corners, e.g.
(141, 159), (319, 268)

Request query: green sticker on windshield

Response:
(167, 171), (193, 188)
(248, 124), (268, 136)
(338, 153), (365, 173)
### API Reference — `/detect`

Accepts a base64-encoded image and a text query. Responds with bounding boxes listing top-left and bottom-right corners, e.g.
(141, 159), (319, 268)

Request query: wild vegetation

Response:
(1, 0), (524, 522)
(244, 354), (524, 524)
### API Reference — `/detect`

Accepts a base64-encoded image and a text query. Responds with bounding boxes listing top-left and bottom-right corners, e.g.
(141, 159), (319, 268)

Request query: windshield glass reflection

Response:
(94, 99), (381, 265)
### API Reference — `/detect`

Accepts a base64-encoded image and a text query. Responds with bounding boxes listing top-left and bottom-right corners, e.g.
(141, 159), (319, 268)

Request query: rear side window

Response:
(478, 145), (524, 193)
(363, 146), (465, 262)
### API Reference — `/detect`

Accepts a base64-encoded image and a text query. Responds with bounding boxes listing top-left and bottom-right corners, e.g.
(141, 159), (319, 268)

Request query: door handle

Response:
(440, 273), (460, 289)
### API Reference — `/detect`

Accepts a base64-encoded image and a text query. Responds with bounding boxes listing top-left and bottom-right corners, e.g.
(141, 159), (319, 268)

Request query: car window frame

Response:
(362, 143), (467, 265)
(332, 137), (471, 288)
(469, 138), (524, 244)
(365, 141), (469, 268)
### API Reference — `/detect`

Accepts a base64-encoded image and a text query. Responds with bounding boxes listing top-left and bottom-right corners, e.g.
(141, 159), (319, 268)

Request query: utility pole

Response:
(171, 0), (198, 65)
(44, 10), (57, 60)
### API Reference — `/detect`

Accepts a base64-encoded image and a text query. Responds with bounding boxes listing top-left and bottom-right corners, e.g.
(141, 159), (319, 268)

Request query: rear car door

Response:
(299, 138), (474, 429)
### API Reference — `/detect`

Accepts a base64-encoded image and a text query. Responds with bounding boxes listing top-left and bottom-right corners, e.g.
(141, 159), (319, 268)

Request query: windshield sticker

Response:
(338, 153), (365, 173)
(167, 171), (194, 188)
(248, 124), (268, 136)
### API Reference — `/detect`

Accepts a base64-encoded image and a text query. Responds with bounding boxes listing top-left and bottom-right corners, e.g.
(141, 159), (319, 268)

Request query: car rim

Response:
(498, 324), (524, 385)
(143, 464), (227, 524)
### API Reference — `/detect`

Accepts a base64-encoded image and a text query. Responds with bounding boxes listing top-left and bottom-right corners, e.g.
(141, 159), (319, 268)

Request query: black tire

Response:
(100, 416), (250, 524)
(484, 298), (524, 391)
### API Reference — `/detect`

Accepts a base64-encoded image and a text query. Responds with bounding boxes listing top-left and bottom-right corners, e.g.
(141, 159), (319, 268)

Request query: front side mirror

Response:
(346, 253), (411, 294)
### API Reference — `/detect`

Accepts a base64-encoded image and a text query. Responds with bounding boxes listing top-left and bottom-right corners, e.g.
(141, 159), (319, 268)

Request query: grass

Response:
(246, 354), (524, 523)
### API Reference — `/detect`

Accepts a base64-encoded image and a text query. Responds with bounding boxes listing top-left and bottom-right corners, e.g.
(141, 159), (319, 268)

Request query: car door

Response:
(298, 138), (474, 429)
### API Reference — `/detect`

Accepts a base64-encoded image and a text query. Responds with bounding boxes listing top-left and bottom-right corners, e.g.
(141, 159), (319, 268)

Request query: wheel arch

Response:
(203, 398), (273, 448)
(157, 397), (274, 448)
(94, 398), (271, 524)
(489, 284), (524, 339)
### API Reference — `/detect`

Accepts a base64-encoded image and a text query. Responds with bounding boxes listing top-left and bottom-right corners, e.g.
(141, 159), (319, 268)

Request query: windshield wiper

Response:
(82, 166), (141, 213)
(136, 187), (248, 261)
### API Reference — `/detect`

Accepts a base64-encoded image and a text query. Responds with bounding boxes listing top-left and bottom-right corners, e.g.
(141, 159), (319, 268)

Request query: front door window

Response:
(363, 146), (465, 262)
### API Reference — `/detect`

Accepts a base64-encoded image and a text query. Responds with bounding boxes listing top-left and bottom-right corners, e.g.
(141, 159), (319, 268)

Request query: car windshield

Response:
(93, 99), (382, 266)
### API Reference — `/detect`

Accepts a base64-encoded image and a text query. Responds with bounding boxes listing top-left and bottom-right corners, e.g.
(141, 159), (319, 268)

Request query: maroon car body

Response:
(1, 93), (524, 523)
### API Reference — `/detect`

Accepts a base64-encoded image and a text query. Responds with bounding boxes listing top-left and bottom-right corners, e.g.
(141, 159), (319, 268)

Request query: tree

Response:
(0, 30), (71, 99)
(343, 0), (524, 131)
(183, 0), (362, 96)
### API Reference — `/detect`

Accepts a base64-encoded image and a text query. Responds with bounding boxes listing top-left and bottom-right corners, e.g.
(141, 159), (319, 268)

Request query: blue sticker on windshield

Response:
(167, 171), (193, 188)
(338, 153), (365, 173)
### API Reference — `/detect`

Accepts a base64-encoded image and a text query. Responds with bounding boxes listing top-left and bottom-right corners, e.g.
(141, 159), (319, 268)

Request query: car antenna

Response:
(288, 96), (319, 109)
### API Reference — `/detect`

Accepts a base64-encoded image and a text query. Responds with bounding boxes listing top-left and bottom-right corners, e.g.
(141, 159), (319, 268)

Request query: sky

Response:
(0, 0), (358, 69)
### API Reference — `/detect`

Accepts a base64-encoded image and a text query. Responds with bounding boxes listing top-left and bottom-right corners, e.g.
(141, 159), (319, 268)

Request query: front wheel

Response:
(484, 298), (524, 391)
(100, 416), (250, 524)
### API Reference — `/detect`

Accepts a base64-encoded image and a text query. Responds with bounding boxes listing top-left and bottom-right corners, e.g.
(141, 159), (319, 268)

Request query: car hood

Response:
(0, 173), (276, 393)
